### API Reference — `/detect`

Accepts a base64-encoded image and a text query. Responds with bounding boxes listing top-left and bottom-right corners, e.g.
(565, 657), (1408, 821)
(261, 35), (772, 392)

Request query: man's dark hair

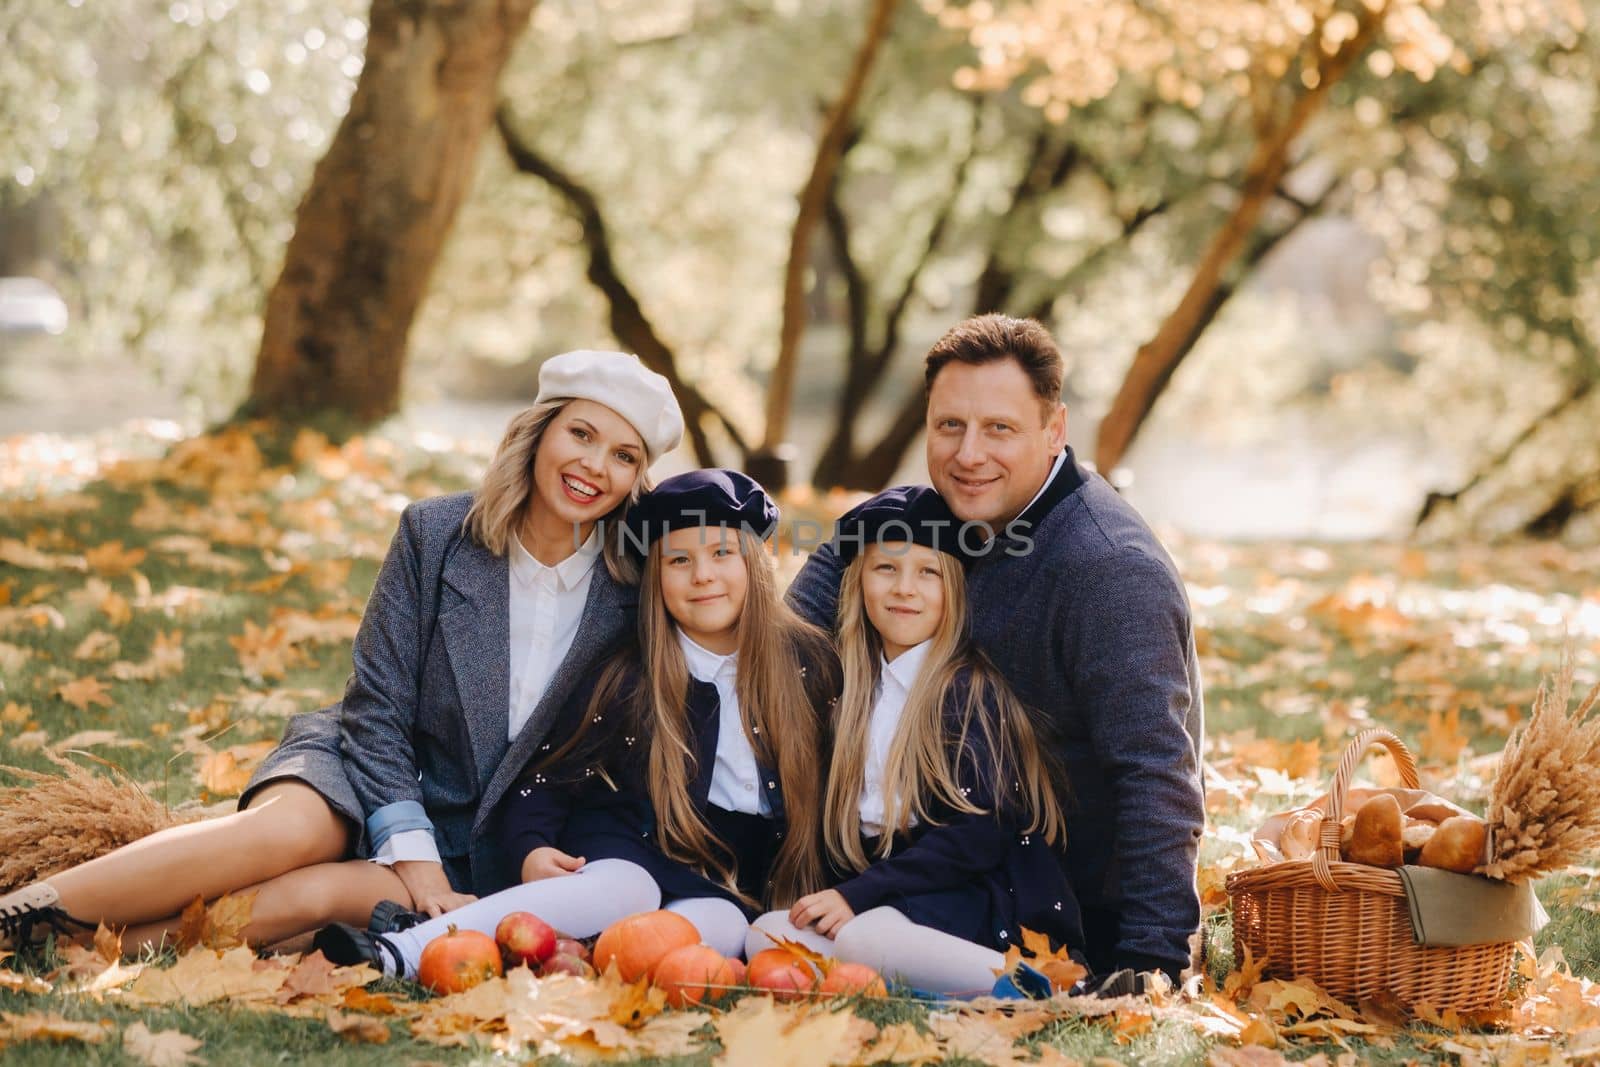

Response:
(924, 314), (1064, 413)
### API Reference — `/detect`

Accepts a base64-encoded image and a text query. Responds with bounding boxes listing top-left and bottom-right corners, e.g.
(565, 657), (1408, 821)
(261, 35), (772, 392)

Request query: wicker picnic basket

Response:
(1225, 728), (1515, 1014)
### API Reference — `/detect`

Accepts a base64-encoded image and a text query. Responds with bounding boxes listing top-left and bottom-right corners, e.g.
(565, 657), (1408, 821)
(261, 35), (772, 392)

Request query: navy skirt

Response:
(852, 832), (1085, 956)
(560, 802), (779, 919)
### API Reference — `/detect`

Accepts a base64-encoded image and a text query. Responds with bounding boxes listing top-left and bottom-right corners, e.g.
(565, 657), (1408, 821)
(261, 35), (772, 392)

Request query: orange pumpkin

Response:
(593, 910), (701, 982)
(653, 944), (739, 1007)
(726, 957), (747, 986)
(747, 948), (819, 1001)
(416, 926), (503, 994)
(820, 961), (887, 998)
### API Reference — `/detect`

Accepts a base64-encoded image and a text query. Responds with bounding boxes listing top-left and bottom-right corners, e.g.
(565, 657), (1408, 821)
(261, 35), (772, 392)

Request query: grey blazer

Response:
(334, 492), (636, 894)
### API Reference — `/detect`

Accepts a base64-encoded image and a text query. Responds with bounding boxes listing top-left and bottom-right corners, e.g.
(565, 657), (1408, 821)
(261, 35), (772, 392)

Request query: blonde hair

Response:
(463, 400), (649, 583)
(823, 552), (1065, 874)
(537, 528), (832, 909)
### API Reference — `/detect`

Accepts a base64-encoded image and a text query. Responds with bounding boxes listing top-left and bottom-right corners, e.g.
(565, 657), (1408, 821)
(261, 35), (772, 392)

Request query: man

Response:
(788, 314), (1204, 989)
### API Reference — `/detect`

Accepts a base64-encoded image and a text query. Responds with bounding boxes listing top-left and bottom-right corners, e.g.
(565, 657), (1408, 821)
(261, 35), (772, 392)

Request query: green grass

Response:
(3, 420), (1599, 1064)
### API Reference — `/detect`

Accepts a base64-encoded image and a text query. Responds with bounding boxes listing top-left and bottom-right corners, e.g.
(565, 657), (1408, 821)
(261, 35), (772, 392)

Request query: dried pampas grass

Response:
(1482, 653), (1600, 882)
(0, 752), (196, 893)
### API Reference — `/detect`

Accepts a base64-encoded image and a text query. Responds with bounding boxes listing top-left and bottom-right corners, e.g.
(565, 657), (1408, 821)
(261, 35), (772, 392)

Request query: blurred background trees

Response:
(2, 0), (1596, 537)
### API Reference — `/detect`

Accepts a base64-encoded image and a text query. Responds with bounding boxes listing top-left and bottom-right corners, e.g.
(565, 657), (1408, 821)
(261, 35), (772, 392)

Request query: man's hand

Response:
(392, 860), (477, 917)
(521, 847), (586, 883)
(788, 889), (854, 938)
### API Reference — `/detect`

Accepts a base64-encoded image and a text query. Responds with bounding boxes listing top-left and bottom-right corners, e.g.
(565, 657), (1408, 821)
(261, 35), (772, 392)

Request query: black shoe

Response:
(0, 884), (93, 950)
(1091, 968), (1143, 998)
(312, 922), (403, 977)
(368, 899), (427, 935)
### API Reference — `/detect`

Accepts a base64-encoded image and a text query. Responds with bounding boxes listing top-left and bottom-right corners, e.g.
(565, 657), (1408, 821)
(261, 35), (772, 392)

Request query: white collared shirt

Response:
(858, 639), (934, 835)
(508, 527), (602, 742)
(372, 526), (603, 868)
(1015, 450), (1067, 524)
(679, 630), (769, 816)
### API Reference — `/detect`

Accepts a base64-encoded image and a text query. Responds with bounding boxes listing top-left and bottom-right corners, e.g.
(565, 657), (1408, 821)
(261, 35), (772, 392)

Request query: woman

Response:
(312, 470), (840, 974)
(748, 487), (1084, 995)
(0, 350), (683, 952)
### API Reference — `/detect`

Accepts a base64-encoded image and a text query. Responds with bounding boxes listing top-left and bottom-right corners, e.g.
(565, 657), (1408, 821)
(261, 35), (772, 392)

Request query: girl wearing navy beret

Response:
(748, 486), (1086, 994)
(311, 470), (840, 975)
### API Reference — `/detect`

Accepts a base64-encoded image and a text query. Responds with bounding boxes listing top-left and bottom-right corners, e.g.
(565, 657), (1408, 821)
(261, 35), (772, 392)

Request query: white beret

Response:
(534, 350), (685, 461)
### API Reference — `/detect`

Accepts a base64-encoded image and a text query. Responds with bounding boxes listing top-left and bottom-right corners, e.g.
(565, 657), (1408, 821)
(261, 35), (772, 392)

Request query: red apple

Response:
(541, 953), (595, 978)
(553, 937), (590, 963)
(495, 911), (557, 968)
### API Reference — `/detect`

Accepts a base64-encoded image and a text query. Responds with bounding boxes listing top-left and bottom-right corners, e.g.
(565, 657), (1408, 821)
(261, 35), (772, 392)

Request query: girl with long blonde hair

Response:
(312, 470), (839, 975)
(749, 486), (1085, 995)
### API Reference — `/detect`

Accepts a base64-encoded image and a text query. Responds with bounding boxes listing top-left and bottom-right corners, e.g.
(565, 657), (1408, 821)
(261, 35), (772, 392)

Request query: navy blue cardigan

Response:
(829, 668), (1084, 955)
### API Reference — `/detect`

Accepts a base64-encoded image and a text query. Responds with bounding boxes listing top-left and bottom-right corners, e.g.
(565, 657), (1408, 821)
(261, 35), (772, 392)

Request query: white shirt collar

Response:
(880, 639), (934, 693)
(1016, 450), (1068, 520)
(678, 629), (738, 683)
(510, 527), (602, 592)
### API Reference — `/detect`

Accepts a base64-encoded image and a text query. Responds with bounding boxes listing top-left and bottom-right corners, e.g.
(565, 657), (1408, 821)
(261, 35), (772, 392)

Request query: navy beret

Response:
(625, 468), (778, 552)
(832, 485), (973, 564)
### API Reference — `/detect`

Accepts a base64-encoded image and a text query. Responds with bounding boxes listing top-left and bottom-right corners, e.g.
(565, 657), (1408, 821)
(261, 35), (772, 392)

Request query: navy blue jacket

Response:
(829, 668), (1084, 954)
(498, 639), (839, 909)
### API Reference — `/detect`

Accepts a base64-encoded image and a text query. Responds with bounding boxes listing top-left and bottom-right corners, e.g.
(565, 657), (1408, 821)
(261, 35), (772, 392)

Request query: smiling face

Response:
(859, 541), (946, 662)
(528, 399), (646, 545)
(925, 358), (1067, 528)
(657, 525), (749, 654)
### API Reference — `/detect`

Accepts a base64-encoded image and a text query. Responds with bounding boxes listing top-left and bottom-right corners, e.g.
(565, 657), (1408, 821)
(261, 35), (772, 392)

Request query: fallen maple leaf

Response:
(712, 997), (858, 1067)
(174, 891), (256, 951)
(56, 676), (113, 712)
(122, 1021), (203, 1066)
(126, 946), (288, 1006)
(85, 541), (147, 576)
(998, 926), (1088, 994)
(229, 621), (304, 681)
(197, 742), (276, 798)
(325, 1009), (391, 1044)
(341, 987), (402, 1015)
(0, 969), (52, 995)
(852, 1020), (945, 1066)
(71, 630), (120, 662)
(0, 1010), (112, 1045)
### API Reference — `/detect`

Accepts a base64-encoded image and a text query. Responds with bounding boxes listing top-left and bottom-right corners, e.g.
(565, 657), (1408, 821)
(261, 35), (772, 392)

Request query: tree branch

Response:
(495, 106), (748, 463)
(762, 0), (903, 456)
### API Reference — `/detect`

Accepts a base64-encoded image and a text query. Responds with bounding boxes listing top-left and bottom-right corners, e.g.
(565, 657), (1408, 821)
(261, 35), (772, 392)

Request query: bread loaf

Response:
(1417, 815), (1487, 873)
(1341, 793), (1404, 867)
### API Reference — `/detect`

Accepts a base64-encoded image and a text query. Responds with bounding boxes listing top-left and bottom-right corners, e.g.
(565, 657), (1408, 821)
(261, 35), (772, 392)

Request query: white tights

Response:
(746, 906), (1005, 996)
(384, 859), (751, 978)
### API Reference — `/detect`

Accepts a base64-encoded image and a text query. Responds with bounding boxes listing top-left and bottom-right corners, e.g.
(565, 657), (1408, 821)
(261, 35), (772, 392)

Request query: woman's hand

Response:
(521, 847), (586, 883)
(392, 860), (477, 917)
(788, 889), (854, 938)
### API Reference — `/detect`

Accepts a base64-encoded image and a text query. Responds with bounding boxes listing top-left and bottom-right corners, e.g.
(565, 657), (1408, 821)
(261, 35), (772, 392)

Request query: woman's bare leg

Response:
(43, 781), (353, 928)
(117, 859), (413, 954)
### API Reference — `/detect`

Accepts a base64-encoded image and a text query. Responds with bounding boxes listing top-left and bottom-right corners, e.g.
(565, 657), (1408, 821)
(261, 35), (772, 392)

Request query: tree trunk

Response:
(246, 0), (539, 422)
(757, 0), (901, 481)
(1092, 9), (1382, 474)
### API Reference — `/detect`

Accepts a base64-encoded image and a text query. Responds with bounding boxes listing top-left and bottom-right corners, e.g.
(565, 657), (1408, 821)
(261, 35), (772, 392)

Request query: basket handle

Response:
(1311, 728), (1420, 891)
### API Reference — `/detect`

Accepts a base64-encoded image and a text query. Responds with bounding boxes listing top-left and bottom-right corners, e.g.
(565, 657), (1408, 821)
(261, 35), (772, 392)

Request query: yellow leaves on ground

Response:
(55, 676), (113, 711)
(712, 995), (860, 1067)
(84, 541), (147, 576)
(195, 740), (277, 797)
(122, 1021), (203, 1066)
(228, 621), (306, 683)
(1000, 927), (1088, 994)
(173, 891), (257, 952)
(0, 1011), (113, 1047)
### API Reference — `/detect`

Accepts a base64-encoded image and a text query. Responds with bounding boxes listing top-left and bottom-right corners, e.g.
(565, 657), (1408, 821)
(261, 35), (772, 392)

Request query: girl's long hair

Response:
(463, 399), (649, 584)
(543, 528), (831, 909)
(823, 553), (1065, 874)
